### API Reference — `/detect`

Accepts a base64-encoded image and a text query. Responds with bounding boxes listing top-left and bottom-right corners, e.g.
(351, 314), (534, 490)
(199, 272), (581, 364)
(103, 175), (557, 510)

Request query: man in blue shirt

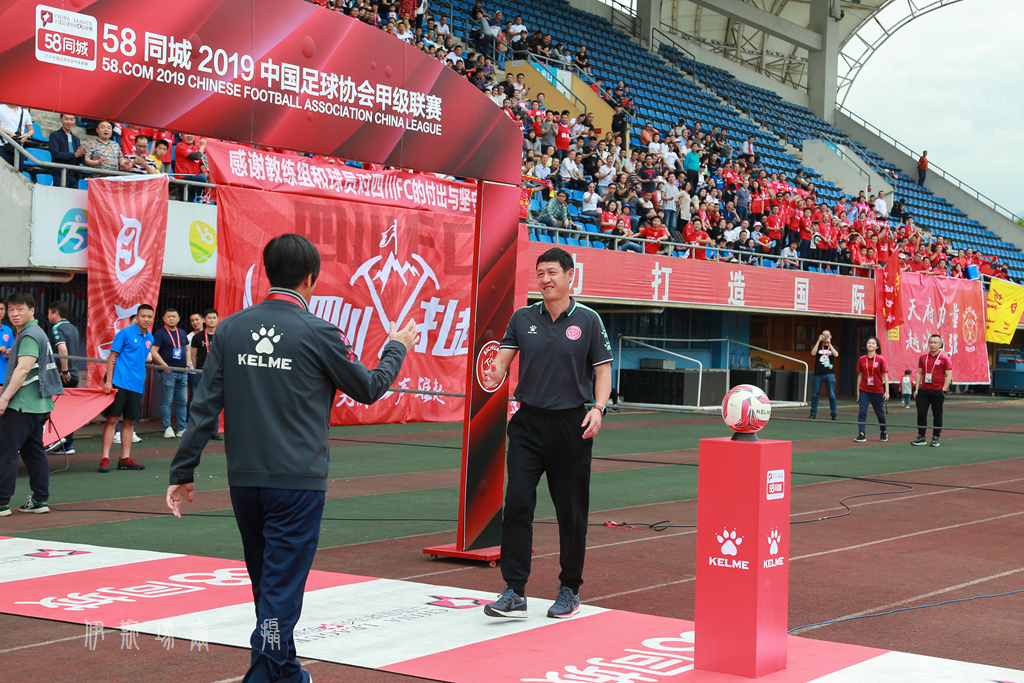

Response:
(152, 308), (189, 439)
(100, 304), (167, 473)
(0, 301), (13, 392)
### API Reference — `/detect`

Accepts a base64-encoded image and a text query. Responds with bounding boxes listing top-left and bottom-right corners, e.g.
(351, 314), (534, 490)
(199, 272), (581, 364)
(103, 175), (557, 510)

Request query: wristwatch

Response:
(593, 404), (607, 415)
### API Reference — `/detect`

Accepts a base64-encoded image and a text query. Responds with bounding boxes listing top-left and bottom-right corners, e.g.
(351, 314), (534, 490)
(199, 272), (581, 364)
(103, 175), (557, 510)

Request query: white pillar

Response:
(807, 0), (840, 124)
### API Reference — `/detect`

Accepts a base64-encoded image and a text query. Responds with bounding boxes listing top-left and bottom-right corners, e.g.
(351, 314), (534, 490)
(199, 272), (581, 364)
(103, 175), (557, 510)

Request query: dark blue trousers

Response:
(857, 391), (887, 435)
(231, 486), (325, 683)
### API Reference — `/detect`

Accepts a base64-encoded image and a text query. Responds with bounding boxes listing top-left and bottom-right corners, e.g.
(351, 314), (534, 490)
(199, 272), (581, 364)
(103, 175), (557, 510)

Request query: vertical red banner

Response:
(877, 273), (988, 383)
(85, 176), (169, 387)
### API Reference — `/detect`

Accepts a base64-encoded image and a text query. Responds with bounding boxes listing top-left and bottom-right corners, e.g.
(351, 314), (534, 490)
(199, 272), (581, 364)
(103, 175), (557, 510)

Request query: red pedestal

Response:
(694, 437), (791, 678)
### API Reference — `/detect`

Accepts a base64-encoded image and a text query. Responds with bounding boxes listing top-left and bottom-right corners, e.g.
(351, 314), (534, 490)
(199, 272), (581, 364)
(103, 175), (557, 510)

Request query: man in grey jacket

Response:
(167, 234), (418, 683)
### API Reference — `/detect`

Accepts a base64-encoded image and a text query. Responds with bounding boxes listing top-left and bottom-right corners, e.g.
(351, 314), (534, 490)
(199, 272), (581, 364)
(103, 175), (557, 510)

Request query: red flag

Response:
(86, 176), (169, 387)
(42, 389), (117, 447)
(875, 254), (905, 331)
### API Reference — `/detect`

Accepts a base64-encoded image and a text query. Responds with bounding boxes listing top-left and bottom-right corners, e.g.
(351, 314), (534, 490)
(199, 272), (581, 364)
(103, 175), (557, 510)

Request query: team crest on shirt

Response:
(566, 325), (582, 341)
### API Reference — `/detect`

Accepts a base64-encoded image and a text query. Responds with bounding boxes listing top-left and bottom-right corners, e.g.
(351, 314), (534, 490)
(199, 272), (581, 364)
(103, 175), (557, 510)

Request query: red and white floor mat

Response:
(1, 536), (1020, 682)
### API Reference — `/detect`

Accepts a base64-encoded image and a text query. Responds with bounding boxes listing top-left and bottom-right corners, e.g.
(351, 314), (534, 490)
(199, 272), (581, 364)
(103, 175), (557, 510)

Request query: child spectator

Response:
(901, 370), (914, 408)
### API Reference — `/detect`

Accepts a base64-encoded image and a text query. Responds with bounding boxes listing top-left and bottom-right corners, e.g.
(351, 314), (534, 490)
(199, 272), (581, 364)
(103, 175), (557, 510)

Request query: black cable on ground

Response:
(788, 589), (1024, 633)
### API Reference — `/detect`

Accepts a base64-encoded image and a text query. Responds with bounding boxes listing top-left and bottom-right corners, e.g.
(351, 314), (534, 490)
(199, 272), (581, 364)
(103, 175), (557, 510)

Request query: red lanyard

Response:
(925, 353), (940, 377)
(204, 330), (210, 349)
(166, 327), (181, 348)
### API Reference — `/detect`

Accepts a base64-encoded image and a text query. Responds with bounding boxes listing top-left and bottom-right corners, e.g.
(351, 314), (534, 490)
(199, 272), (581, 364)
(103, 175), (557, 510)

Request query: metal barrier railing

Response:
(525, 218), (878, 278)
(836, 105), (1021, 225)
(1, 129), (214, 201)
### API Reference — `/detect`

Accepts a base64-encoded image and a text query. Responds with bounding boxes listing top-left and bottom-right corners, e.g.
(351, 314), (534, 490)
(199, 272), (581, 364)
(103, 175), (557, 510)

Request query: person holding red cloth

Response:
(855, 336), (889, 443)
(911, 334), (952, 447)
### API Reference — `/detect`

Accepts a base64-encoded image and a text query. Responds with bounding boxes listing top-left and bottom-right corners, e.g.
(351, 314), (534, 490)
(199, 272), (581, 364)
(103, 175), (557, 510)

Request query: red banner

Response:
(876, 273), (988, 384)
(875, 257), (906, 330)
(215, 186), (474, 424)
(85, 176), (170, 386)
(0, 0), (521, 183)
(205, 141), (478, 215)
(524, 242), (875, 317)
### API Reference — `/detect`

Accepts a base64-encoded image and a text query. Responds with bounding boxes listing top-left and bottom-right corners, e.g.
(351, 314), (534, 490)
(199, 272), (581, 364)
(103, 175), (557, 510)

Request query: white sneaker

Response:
(175, 430), (185, 438)
(163, 427), (175, 438)
(132, 433), (142, 443)
(113, 432), (121, 444)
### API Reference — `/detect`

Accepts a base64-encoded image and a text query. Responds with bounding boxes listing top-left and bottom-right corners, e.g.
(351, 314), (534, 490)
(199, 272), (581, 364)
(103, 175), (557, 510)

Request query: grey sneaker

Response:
(19, 497), (49, 514)
(930, 437), (940, 447)
(0, 506), (10, 517)
(880, 432), (888, 442)
(484, 586), (528, 618)
(911, 436), (927, 446)
(547, 586), (580, 619)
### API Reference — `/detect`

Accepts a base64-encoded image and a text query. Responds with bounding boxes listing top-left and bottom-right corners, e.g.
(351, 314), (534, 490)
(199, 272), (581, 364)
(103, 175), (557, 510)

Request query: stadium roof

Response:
(658, 0), (961, 102)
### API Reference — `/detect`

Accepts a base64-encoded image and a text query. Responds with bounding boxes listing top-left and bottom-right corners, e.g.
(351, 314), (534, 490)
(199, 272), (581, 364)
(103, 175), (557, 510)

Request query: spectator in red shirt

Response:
(917, 151), (928, 186)
(855, 336), (889, 443)
(174, 134), (207, 200)
(912, 334), (951, 446)
(639, 216), (670, 255)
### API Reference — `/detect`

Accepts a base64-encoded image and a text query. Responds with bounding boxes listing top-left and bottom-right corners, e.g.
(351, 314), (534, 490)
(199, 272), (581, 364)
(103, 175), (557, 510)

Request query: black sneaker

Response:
(808, 413), (816, 420)
(911, 436), (928, 446)
(831, 414), (838, 421)
(19, 497), (49, 514)
(484, 586), (528, 618)
(547, 586), (581, 619)
(211, 433), (224, 441)
(854, 433), (867, 443)
(0, 506), (10, 517)
(880, 433), (888, 442)
(930, 437), (940, 447)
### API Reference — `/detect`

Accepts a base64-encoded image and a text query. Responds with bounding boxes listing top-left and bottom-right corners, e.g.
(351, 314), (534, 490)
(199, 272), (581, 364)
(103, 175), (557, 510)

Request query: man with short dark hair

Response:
(47, 113), (85, 187)
(809, 329), (839, 421)
(167, 233), (418, 683)
(122, 134), (158, 174)
(100, 304), (167, 472)
(191, 308), (222, 440)
(482, 247), (613, 620)
(45, 301), (81, 454)
(912, 334), (952, 447)
(153, 308), (189, 438)
(0, 292), (64, 516)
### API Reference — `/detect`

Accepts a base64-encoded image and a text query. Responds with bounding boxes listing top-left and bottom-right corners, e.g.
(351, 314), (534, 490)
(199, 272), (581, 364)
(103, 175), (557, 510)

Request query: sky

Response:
(843, 0), (1024, 219)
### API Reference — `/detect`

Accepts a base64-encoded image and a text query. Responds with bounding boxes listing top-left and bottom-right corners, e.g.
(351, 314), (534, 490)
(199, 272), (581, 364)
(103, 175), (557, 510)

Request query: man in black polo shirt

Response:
(190, 308), (222, 440)
(482, 247), (613, 620)
(45, 301), (80, 454)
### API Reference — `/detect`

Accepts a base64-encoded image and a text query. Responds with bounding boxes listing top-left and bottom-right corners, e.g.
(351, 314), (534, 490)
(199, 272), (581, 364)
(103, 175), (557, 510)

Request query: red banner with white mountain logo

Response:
(215, 186), (473, 424)
(85, 176), (169, 387)
(876, 273), (988, 384)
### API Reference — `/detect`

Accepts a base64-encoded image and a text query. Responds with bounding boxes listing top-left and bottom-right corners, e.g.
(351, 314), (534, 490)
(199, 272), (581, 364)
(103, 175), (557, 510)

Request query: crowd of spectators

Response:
(520, 112), (1014, 282)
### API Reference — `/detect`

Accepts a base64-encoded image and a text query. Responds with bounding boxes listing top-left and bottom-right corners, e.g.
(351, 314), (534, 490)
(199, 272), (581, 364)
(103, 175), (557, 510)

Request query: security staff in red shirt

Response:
(912, 334), (952, 447)
(481, 247), (612, 620)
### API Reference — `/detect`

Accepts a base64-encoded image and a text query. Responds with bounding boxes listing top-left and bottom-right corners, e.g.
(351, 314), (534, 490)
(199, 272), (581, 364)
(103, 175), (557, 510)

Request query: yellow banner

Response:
(985, 278), (1024, 343)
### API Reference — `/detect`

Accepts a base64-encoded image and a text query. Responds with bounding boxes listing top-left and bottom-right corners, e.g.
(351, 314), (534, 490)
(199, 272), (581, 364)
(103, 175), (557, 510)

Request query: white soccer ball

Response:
(722, 384), (772, 433)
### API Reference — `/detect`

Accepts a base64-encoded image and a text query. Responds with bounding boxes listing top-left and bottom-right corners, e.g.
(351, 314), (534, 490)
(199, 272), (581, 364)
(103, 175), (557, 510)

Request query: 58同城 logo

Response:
(35, 5), (98, 72)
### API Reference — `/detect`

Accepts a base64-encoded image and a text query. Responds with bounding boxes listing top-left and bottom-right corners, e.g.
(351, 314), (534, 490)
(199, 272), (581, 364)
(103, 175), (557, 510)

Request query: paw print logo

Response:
(767, 528), (781, 556)
(716, 529), (743, 556)
(252, 326), (282, 355)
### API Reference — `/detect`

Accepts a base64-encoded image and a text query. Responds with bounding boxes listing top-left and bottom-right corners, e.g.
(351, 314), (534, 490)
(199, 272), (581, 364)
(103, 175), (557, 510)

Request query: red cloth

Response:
(857, 354), (889, 393)
(42, 389), (117, 448)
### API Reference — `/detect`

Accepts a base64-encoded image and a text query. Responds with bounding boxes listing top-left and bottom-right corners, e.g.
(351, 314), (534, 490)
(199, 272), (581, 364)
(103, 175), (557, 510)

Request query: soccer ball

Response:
(722, 384), (772, 433)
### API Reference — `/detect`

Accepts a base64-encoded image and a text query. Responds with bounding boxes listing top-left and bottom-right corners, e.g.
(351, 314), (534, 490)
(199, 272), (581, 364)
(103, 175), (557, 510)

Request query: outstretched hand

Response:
(166, 483), (195, 519)
(389, 319), (421, 352)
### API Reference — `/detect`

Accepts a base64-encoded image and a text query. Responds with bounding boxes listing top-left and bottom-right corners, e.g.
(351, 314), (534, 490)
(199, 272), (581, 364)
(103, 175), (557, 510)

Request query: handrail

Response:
(617, 335), (705, 409)
(602, 0), (641, 39)
(520, 52), (589, 116)
(836, 104), (1021, 225)
(818, 133), (873, 191)
(525, 218), (881, 280)
(0, 129), (214, 201)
